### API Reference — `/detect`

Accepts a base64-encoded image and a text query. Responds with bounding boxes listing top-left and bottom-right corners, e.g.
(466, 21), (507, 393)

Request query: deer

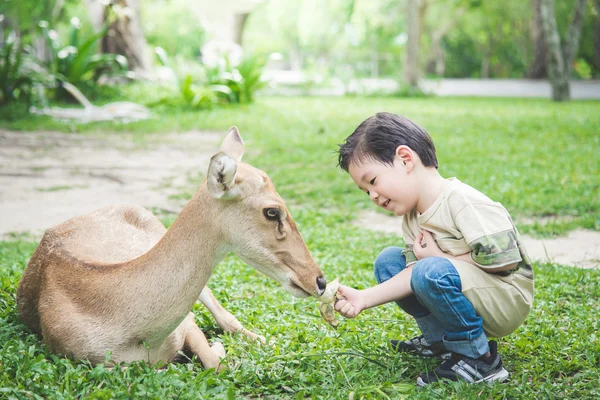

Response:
(17, 127), (327, 371)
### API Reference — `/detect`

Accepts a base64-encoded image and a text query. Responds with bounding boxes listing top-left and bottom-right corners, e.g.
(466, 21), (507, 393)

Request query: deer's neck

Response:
(125, 187), (227, 334)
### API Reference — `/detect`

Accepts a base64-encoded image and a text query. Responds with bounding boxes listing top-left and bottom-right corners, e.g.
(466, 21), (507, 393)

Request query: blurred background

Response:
(1, 0), (599, 111)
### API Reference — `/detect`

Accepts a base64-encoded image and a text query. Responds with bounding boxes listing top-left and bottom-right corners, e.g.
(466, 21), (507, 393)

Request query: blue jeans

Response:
(374, 246), (490, 358)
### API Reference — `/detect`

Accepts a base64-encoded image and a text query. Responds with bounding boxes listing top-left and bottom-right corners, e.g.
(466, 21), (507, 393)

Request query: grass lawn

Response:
(1, 94), (599, 398)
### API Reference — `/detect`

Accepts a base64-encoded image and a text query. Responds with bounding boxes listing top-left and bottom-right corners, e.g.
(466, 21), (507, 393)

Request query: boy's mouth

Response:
(382, 200), (390, 209)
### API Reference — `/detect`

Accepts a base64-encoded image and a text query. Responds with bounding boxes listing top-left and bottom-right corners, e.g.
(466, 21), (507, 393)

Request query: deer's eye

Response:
(263, 207), (280, 221)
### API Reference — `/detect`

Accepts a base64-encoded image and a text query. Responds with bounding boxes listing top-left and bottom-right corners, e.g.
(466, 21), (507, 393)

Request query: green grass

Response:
(1, 93), (600, 398)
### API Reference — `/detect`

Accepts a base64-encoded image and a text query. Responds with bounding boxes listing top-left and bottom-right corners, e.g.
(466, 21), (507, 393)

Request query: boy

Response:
(334, 112), (534, 386)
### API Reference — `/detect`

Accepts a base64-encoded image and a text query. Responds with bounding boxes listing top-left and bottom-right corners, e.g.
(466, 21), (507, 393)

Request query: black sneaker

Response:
(390, 335), (451, 359)
(416, 340), (509, 386)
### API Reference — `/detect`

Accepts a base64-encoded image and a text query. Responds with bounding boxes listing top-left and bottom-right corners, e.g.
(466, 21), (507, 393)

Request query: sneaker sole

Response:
(392, 348), (452, 360)
(415, 367), (510, 386)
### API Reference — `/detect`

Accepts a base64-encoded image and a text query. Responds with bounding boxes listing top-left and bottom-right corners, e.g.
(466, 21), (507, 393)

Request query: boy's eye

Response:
(370, 178), (376, 185)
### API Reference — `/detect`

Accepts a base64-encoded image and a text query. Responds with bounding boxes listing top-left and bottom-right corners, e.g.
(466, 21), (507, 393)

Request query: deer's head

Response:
(205, 127), (326, 298)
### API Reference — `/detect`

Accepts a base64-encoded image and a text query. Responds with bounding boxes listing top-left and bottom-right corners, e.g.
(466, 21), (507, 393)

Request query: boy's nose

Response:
(369, 191), (379, 202)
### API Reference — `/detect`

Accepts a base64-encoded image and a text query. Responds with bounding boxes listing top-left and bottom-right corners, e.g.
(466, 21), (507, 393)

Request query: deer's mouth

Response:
(288, 279), (312, 298)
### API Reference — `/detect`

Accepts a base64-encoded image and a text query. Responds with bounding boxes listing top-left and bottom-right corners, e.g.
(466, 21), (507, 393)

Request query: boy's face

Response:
(348, 154), (419, 217)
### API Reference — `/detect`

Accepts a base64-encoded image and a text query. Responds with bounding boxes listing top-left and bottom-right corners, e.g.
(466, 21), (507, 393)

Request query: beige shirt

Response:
(401, 178), (533, 279)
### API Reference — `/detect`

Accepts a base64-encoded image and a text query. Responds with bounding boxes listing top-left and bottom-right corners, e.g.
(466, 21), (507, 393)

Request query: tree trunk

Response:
(404, 0), (421, 87)
(233, 12), (250, 46)
(540, 0), (570, 100)
(85, 0), (151, 74)
(529, 0), (547, 78)
(562, 0), (588, 77)
(540, 0), (587, 101)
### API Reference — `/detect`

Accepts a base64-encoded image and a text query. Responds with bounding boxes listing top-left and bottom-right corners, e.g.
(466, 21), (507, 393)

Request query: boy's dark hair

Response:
(337, 112), (438, 172)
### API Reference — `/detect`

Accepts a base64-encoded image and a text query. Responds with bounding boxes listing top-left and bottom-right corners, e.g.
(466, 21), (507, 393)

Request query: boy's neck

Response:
(415, 168), (449, 214)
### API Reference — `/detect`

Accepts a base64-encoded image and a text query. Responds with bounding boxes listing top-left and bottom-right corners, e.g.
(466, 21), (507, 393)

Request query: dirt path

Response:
(0, 130), (220, 238)
(356, 211), (600, 269)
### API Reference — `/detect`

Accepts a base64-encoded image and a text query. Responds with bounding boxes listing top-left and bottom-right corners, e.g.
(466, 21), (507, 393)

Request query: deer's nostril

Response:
(316, 276), (327, 292)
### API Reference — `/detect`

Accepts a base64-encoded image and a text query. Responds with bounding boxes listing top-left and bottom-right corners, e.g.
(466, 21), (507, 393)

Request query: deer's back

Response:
(17, 205), (167, 334)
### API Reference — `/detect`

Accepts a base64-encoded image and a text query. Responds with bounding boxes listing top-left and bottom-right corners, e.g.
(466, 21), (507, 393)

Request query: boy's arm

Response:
(335, 267), (414, 318)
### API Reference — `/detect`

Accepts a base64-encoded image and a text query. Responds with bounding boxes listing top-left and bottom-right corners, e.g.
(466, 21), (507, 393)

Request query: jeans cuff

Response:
(415, 314), (444, 344)
(442, 332), (490, 358)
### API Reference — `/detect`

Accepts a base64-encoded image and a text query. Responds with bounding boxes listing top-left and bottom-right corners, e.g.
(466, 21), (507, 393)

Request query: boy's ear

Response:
(395, 145), (414, 168)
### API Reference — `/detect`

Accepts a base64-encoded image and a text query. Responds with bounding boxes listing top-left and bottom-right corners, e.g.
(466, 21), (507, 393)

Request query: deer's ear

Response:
(207, 152), (239, 199)
(220, 126), (244, 162)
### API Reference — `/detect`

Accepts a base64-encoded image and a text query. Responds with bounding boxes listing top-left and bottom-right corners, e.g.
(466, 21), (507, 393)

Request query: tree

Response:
(85, 0), (151, 74)
(404, 0), (422, 87)
(540, 0), (588, 101)
(529, 0), (548, 78)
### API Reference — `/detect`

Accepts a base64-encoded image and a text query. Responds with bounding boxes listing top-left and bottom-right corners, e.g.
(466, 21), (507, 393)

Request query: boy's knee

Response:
(410, 257), (459, 293)
(373, 246), (405, 284)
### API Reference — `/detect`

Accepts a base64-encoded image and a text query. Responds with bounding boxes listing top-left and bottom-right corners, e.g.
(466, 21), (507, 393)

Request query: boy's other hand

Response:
(413, 230), (446, 260)
(334, 284), (366, 318)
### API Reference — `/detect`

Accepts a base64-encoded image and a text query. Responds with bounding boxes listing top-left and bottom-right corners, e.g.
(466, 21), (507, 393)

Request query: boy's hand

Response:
(334, 284), (366, 318)
(413, 230), (446, 260)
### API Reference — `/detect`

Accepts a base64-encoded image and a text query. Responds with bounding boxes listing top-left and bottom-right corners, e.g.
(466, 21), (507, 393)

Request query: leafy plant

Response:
(0, 30), (49, 106)
(204, 55), (269, 104)
(39, 17), (128, 100)
(0, 31), (30, 105)
(228, 55), (269, 103)
(154, 47), (268, 108)
(179, 74), (231, 110)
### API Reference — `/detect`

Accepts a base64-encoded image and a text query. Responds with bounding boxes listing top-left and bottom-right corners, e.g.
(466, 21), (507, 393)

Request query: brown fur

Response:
(17, 128), (324, 370)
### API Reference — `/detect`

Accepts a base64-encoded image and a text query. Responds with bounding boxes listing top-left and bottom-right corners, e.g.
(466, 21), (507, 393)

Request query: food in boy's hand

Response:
(317, 277), (343, 329)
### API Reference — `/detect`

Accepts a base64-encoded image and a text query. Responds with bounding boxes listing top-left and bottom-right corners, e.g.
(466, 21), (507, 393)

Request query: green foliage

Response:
(215, 56), (269, 104)
(180, 75), (230, 110)
(38, 18), (128, 100)
(0, 28), (52, 106)
(0, 31), (33, 105)
(574, 58), (593, 79)
(245, 0), (600, 79)
(0, 0), (73, 36)
(178, 55), (268, 109)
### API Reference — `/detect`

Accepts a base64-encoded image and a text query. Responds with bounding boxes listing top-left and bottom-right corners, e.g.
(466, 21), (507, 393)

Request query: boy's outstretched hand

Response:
(334, 284), (367, 318)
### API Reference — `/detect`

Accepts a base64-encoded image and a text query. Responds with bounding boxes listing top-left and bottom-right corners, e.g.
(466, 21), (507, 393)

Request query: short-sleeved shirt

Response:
(401, 178), (534, 280)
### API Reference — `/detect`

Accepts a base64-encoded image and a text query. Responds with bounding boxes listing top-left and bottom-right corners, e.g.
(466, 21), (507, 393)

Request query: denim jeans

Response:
(374, 246), (490, 358)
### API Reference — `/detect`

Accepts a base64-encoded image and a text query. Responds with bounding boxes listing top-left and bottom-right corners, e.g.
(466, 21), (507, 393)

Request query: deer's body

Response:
(17, 128), (325, 369)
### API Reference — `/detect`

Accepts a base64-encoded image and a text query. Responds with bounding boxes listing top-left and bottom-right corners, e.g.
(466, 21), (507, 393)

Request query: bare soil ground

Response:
(0, 130), (220, 238)
(356, 211), (600, 269)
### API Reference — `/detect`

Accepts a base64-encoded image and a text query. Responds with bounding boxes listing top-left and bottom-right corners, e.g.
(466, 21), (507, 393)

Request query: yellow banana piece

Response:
(318, 277), (342, 329)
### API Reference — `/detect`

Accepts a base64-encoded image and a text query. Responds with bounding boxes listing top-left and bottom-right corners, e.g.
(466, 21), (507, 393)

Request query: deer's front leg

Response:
(198, 286), (266, 345)
(180, 313), (226, 371)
